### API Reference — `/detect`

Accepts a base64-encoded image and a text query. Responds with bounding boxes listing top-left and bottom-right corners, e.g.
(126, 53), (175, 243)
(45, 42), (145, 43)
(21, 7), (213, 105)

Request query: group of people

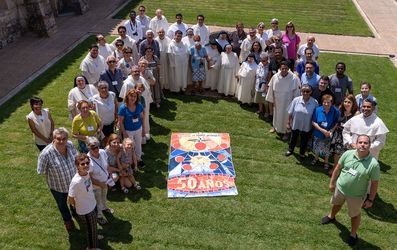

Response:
(27, 6), (390, 249)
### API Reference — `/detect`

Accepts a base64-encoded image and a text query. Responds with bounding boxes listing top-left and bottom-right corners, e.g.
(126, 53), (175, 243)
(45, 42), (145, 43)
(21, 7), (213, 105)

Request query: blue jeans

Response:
(50, 189), (74, 222)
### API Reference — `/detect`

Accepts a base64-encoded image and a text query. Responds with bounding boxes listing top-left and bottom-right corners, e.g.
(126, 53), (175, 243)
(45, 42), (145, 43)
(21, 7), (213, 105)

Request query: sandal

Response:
(122, 187), (129, 194)
(311, 159), (318, 166)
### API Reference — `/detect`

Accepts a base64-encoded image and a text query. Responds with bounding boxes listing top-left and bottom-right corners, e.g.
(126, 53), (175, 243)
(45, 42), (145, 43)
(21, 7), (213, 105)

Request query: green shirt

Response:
(337, 150), (380, 197)
(72, 110), (101, 136)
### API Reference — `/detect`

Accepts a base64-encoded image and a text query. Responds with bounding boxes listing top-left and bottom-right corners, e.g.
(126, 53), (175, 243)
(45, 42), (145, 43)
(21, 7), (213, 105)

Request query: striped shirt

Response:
(37, 141), (78, 193)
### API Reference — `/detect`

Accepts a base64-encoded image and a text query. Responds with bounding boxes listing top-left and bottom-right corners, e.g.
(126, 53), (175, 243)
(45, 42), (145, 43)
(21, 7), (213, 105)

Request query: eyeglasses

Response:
(80, 161), (90, 166)
(90, 146), (99, 150)
(116, 44), (123, 47)
(287, 25), (293, 28)
(124, 51), (132, 54)
(302, 90), (311, 93)
(55, 137), (67, 141)
(108, 61), (116, 63)
(139, 9), (145, 12)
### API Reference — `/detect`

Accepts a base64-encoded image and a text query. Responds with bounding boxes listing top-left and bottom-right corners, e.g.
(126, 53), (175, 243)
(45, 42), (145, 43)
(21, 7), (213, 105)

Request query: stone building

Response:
(0, 0), (88, 49)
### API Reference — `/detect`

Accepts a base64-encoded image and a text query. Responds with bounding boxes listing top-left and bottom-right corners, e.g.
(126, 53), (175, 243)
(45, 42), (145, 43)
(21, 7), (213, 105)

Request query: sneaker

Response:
(285, 151), (293, 156)
(97, 217), (107, 225)
(320, 215), (335, 225)
(103, 208), (114, 214)
(347, 234), (358, 246)
(138, 161), (145, 168)
(64, 220), (75, 231)
(269, 128), (276, 133)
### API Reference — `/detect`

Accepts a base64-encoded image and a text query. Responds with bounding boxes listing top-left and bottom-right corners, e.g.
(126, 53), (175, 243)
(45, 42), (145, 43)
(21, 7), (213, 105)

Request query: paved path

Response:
(0, 0), (396, 105)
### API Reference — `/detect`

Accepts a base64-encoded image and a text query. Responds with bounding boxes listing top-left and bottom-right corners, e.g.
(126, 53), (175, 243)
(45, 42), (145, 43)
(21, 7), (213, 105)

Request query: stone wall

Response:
(0, 0), (89, 49)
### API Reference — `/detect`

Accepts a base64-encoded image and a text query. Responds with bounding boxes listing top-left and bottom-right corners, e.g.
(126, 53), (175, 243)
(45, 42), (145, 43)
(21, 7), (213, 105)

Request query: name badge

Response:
(347, 168), (357, 176)
(335, 88), (342, 93)
(238, 40), (242, 43)
(132, 118), (139, 123)
(87, 126), (94, 131)
(321, 121), (328, 127)
(112, 81), (118, 85)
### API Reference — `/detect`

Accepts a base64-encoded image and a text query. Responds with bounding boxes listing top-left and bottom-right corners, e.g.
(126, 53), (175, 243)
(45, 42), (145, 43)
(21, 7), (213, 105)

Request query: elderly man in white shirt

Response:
(149, 9), (169, 37)
(192, 14), (210, 46)
(167, 13), (189, 39)
(80, 44), (106, 86)
(343, 99), (389, 159)
(298, 35), (320, 61)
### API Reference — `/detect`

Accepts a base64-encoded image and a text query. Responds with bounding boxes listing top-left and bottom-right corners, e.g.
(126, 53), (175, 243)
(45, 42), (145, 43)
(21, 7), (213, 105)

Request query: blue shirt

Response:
(301, 73), (320, 88)
(312, 105), (340, 139)
(288, 96), (318, 132)
(190, 47), (208, 70)
(296, 60), (319, 78)
(118, 103), (144, 131)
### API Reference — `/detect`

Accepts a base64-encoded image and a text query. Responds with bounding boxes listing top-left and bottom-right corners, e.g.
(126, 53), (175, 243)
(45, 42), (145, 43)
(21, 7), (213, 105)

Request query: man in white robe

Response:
(239, 28), (261, 63)
(149, 9), (169, 37)
(124, 10), (143, 43)
(96, 34), (115, 60)
(266, 62), (301, 135)
(167, 30), (189, 92)
(343, 99), (389, 159)
(167, 13), (189, 39)
(192, 14), (210, 46)
(155, 28), (172, 90)
(112, 26), (139, 64)
(80, 44), (106, 85)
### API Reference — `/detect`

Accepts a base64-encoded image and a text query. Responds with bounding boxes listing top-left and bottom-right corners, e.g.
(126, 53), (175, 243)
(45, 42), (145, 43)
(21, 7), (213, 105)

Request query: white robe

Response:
(236, 62), (258, 104)
(266, 71), (301, 133)
(124, 19), (143, 42)
(167, 40), (189, 92)
(149, 16), (169, 37)
(239, 36), (260, 63)
(192, 24), (210, 46)
(216, 52), (239, 95)
(155, 36), (171, 90)
(342, 113), (389, 159)
(98, 43), (115, 60)
(67, 85), (99, 119)
(204, 46), (220, 90)
(167, 22), (189, 39)
(80, 54), (106, 85)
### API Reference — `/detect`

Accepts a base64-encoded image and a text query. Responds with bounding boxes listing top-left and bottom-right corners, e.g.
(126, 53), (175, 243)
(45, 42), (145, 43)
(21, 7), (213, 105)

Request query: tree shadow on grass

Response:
(166, 91), (220, 104)
(364, 193), (397, 224)
(149, 116), (172, 136)
(333, 221), (381, 249)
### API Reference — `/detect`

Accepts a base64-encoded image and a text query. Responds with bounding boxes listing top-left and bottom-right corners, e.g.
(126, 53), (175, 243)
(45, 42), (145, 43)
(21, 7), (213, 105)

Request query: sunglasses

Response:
(80, 161), (90, 166)
(108, 61), (116, 63)
(124, 51), (132, 54)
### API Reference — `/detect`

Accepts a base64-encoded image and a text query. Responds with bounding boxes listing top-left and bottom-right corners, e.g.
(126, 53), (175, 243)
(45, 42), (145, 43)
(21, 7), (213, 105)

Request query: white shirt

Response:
(26, 109), (52, 145)
(80, 54), (106, 85)
(68, 173), (96, 215)
(98, 43), (115, 60)
(124, 19), (143, 41)
(149, 15), (169, 36)
(92, 92), (116, 125)
(88, 149), (109, 184)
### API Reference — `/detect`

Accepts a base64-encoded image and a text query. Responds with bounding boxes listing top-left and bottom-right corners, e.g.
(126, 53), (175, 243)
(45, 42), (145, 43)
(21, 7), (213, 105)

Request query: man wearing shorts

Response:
(320, 135), (380, 246)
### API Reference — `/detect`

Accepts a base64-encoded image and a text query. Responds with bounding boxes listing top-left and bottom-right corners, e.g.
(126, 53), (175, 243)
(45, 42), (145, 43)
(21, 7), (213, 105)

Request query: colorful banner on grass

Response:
(167, 132), (238, 198)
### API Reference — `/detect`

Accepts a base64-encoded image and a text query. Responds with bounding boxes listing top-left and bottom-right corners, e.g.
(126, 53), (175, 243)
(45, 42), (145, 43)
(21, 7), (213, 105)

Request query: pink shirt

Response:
(282, 33), (301, 60)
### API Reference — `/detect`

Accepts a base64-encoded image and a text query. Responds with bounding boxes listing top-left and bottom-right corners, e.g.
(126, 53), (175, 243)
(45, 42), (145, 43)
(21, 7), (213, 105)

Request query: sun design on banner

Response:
(167, 132), (238, 198)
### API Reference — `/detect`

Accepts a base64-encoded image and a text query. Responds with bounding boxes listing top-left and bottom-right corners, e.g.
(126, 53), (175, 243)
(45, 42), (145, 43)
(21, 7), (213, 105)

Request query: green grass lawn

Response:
(115, 0), (373, 37)
(0, 36), (396, 249)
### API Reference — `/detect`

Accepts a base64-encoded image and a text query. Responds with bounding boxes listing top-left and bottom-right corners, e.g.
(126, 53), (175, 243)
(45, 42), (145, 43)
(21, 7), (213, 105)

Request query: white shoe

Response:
(145, 134), (151, 140)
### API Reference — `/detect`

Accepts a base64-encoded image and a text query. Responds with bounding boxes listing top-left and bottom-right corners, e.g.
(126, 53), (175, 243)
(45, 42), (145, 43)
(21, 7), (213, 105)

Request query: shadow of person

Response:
(68, 218), (110, 250)
(333, 220), (381, 249)
(150, 97), (178, 121)
(378, 160), (391, 173)
(101, 213), (133, 245)
(363, 193), (397, 223)
(148, 117), (171, 136)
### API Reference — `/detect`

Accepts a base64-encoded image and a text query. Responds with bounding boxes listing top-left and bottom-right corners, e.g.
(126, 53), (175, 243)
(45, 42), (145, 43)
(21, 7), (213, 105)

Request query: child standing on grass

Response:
(118, 138), (141, 193)
(355, 81), (378, 113)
